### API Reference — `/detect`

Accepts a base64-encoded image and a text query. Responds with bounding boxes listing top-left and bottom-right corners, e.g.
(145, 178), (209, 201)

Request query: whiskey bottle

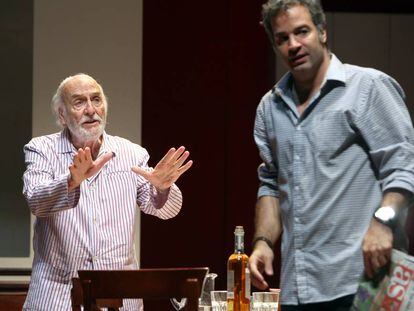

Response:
(227, 226), (250, 311)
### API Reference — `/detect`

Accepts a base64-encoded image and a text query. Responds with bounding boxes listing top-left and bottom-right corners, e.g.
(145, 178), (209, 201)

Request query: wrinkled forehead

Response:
(62, 75), (102, 101)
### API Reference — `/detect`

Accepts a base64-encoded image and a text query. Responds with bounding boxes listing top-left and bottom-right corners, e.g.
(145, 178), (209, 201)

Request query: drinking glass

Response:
(210, 290), (227, 311)
(251, 290), (280, 311)
(170, 297), (187, 310)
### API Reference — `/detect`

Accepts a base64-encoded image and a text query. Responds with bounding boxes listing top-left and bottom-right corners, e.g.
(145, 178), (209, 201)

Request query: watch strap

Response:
(252, 236), (273, 250)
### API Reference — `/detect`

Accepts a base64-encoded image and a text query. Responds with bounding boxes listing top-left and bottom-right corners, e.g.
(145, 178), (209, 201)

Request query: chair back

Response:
(71, 277), (123, 311)
(78, 267), (209, 311)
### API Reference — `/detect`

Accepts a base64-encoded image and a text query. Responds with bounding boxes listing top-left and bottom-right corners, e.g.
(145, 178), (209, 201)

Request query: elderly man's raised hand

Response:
(131, 146), (193, 191)
(68, 147), (113, 191)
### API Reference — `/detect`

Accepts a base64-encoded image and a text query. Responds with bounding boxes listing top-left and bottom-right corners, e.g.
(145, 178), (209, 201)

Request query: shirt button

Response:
(296, 125), (301, 130)
(93, 218), (97, 224)
(294, 155), (300, 160)
(92, 256), (97, 261)
(294, 186), (299, 191)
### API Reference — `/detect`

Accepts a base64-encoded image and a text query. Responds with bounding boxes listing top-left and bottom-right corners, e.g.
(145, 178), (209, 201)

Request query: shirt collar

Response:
(99, 132), (118, 158)
(272, 53), (346, 98)
(324, 54), (346, 85)
(56, 128), (117, 158)
(56, 128), (76, 154)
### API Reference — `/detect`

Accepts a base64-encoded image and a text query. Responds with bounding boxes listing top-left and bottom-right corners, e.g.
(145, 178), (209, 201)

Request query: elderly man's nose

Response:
(84, 99), (95, 114)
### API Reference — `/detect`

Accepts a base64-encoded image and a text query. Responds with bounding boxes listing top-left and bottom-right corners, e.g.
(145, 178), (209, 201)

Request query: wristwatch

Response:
(373, 206), (398, 230)
(252, 236), (273, 250)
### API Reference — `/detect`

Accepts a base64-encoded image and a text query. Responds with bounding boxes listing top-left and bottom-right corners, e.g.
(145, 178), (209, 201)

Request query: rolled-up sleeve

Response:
(254, 99), (280, 198)
(354, 74), (414, 194)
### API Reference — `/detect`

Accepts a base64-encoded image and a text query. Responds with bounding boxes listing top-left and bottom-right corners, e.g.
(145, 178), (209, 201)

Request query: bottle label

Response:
(235, 234), (244, 252)
(227, 270), (234, 299)
(245, 267), (251, 300)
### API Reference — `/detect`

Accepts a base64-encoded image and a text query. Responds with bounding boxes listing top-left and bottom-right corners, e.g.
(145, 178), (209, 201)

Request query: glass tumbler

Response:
(210, 290), (227, 311)
(251, 290), (280, 311)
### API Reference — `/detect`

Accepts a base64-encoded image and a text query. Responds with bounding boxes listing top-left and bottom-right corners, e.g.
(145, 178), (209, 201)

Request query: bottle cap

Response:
(235, 226), (244, 234)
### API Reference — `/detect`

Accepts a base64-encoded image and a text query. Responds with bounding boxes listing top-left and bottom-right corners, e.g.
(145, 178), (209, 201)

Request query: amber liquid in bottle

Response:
(227, 226), (250, 311)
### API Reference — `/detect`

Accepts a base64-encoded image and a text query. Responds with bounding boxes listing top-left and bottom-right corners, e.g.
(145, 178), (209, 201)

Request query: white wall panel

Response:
(0, 0), (143, 271)
(33, 0), (142, 143)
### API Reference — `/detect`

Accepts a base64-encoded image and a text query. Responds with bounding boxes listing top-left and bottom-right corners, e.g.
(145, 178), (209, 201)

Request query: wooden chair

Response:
(71, 277), (123, 311)
(77, 267), (208, 311)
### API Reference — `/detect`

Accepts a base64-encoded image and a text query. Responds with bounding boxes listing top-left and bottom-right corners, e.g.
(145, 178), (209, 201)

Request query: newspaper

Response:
(352, 249), (414, 311)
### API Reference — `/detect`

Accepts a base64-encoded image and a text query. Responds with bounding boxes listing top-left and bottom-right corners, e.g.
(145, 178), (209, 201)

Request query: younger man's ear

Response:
(320, 29), (327, 44)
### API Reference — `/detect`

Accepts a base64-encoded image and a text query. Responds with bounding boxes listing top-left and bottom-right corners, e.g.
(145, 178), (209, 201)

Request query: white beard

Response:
(66, 113), (106, 145)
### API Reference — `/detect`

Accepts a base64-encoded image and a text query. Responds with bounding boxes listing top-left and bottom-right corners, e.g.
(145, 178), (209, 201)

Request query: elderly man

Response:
(22, 73), (192, 310)
(249, 0), (414, 310)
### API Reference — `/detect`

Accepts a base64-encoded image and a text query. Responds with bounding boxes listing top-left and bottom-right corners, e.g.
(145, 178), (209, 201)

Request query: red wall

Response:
(140, 1), (278, 309)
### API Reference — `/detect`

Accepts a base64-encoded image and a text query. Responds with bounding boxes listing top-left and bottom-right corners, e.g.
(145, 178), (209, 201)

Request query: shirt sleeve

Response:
(135, 150), (183, 219)
(354, 74), (414, 194)
(23, 142), (80, 217)
(254, 98), (280, 198)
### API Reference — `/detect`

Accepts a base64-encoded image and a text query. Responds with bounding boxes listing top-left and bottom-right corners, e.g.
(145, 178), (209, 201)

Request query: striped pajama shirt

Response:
(22, 129), (182, 310)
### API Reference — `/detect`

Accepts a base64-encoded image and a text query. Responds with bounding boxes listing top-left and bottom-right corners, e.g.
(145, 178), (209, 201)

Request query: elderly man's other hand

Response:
(68, 147), (113, 191)
(131, 146), (193, 192)
(362, 219), (393, 278)
(249, 242), (274, 290)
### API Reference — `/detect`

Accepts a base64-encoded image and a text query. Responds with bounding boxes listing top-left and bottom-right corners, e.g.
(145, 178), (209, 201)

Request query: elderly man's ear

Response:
(59, 108), (67, 126)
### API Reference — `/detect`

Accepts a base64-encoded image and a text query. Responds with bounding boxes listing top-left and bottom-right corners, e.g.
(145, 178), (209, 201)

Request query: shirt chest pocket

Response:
(308, 110), (357, 158)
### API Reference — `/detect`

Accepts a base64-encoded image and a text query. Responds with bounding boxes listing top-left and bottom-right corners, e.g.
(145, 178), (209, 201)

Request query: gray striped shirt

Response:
(254, 55), (414, 305)
(22, 129), (182, 310)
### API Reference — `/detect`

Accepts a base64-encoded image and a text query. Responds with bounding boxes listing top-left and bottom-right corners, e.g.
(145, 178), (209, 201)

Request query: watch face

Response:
(374, 206), (396, 222)
(374, 206), (398, 230)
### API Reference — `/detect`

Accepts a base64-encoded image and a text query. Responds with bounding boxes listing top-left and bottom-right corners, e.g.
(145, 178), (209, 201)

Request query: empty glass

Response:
(170, 297), (187, 310)
(251, 290), (280, 311)
(211, 290), (227, 311)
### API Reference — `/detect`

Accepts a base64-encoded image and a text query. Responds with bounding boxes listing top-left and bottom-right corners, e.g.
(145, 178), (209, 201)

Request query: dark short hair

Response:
(262, 0), (326, 47)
